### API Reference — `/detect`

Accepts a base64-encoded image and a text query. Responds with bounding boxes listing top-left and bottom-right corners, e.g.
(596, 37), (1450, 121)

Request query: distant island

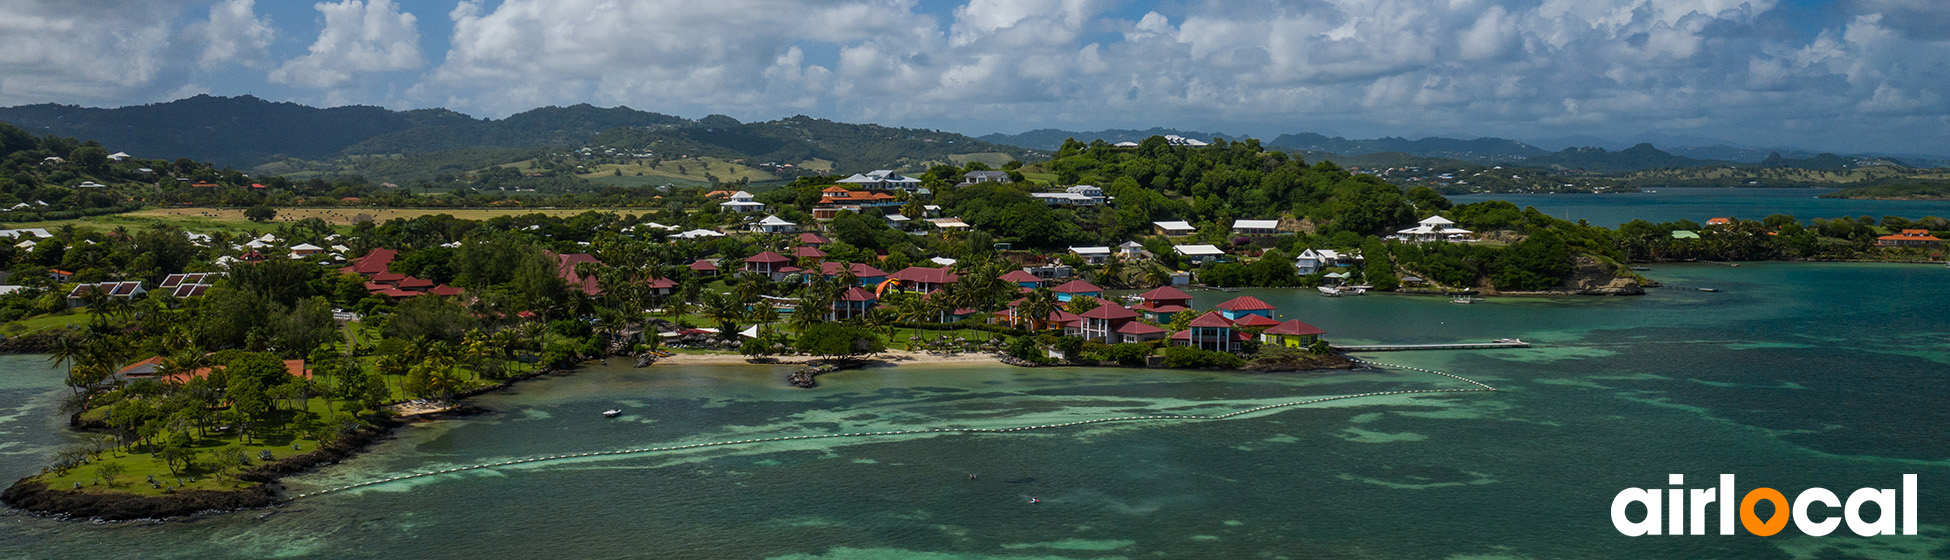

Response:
(1818, 181), (1950, 200)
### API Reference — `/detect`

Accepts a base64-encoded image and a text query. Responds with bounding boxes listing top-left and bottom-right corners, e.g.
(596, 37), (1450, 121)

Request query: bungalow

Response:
(1705, 217), (1733, 226)
(1118, 241), (1146, 258)
(1024, 264), (1074, 280)
(994, 300), (1082, 332)
(1131, 286), (1194, 322)
(67, 281), (146, 307)
(1172, 312), (1248, 352)
(1069, 246), (1112, 264)
(1051, 279), (1102, 302)
(1394, 216), (1473, 243)
(884, 214), (913, 230)
(743, 251), (792, 278)
(1115, 321), (1169, 344)
(887, 266), (959, 293)
(1671, 230), (1700, 240)
(752, 215), (798, 234)
(1152, 221), (1196, 237)
(340, 248), (398, 276)
(676, 229), (726, 240)
(813, 187), (901, 220)
(999, 270), (1043, 289)
(929, 217), (972, 230)
(553, 252), (604, 295)
(819, 261), (887, 286)
(830, 287), (878, 321)
(1216, 296), (1275, 321)
(963, 170), (1011, 184)
(1031, 191), (1101, 206)
(645, 277), (680, 298)
(792, 245), (827, 263)
(426, 284), (464, 297)
(797, 232), (830, 246)
(289, 243), (326, 258)
(1173, 244), (1225, 264)
(1876, 229), (1942, 247)
(688, 259), (720, 277)
(1077, 302), (1139, 343)
(1261, 319), (1326, 347)
(1231, 219), (1281, 235)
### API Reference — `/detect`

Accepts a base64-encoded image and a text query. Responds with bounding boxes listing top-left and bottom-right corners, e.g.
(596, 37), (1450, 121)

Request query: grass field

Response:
(573, 157), (779, 184)
(947, 152), (1017, 168)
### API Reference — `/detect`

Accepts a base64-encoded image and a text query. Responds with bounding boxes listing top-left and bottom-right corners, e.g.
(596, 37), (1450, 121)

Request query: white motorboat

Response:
(1317, 286), (1342, 297)
(1451, 295), (1474, 304)
(603, 409), (622, 418)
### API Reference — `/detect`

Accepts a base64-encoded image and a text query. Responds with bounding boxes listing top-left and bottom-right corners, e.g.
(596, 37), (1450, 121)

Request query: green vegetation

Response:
(1816, 181), (1950, 200)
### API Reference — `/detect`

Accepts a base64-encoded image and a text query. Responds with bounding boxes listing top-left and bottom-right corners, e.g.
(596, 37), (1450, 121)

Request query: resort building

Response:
(1876, 229), (1942, 247)
(1115, 322), (1169, 344)
(1172, 312), (1248, 352)
(1077, 302), (1139, 343)
(962, 170), (1011, 184)
(66, 281), (146, 307)
(791, 246), (826, 263)
(743, 251), (793, 279)
(719, 191), (765, 213)
(1052, 279), (1103, 302)
(887, 266), (959, 293)
(1174, 244), (1225, 264)
(813, 186), (901, 220)
(1394, 216), (1473, 243)
(1261, 319), (1326, 347)
(752, 215), (798, 234)
(836, 170), (923, 191)
(689, 259), (720, 277)
(830, 287), (878, 321)
(1231, 219), (1281, 235)
(1131, 286), (1193, 323)
(1118, 241), (1145, 258)
(797, 232), (830, 246)
(1705, 217), (1733, 226)
(1031, 191), (1102, 206)
(819, 261), (887, 286)
(1216, 296), (1275, 321)
(1152, 221), (1196, 237)
(340, 248), (398, 276)
(552, 252), (605, 295)
(1069, 246), (1112, 264)
(999, 270), (1044, 290)
(1294, 249), (1344, 275)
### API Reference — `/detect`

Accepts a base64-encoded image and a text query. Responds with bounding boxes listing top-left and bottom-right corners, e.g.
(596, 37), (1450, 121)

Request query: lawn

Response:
(1017, 172), (1058, 187)
(1, 309), (89, 335)
(576, 157), (780, 185)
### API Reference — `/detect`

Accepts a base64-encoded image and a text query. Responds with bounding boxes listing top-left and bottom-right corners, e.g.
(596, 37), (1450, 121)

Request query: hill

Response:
(979, 128), (1239, 150)
(1269, 133), (1547, 162)
(1817, 181), (1950, 200)
(0, 95), (1031, 183)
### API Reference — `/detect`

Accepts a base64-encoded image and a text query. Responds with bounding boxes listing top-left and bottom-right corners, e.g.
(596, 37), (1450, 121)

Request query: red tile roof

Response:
(372, 271), (407, 283)
(397, 277), (435, 290)
(1079, 303), (1137, 320)
(1216, 296), (1275, 311)
(1187, 311), (1235, 328)
(797, 233), (830, 245)
(889, 266), (959, 284)
(746, 251), (791, 264)
(552, 252), (603, 295)
(820, 261), (887, 277)
(341, 248), (397, 275)
(1051, 279), (1102, 294)
(689, 260), (718, 271)
(427, 284), (464, 297)
(838, 287), (878, 301)
(1264, 319), (1326, 336)
(1231, 314), (1283, 327)
(792, 246), (827, 259)
(998, 270), (1043, 284)
(646, 278), (679, 289)
(1115, 322), (1166, 335)
(1135, 286), (1193, 302)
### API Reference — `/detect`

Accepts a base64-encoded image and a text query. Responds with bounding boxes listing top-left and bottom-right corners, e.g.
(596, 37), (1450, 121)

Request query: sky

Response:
(0, 0), (1945, 155)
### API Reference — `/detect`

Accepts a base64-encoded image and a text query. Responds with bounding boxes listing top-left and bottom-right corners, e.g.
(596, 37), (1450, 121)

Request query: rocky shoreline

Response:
(3, 366), (562, 522)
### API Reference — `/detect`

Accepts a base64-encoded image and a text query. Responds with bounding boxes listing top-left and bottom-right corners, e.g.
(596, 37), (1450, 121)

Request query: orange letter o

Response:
(1741, 488), (1790, 536)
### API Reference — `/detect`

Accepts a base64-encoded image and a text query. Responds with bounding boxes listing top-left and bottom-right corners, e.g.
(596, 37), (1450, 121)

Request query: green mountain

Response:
(1506, 143), (1728, 173)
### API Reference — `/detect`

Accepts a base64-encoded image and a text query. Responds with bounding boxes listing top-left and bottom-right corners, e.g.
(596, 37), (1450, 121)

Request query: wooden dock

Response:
(1335, 340), (1531, 351)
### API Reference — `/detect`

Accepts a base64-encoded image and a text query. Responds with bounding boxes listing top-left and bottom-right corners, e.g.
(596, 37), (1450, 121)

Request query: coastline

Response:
(653, 349), (1004, 367)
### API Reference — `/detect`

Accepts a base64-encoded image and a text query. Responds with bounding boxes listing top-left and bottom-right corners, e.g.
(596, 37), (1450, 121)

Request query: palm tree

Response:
(894, 296), (929, 348)
(47, 333), (84, 393)
(701, 292), (743, 341)
(1020, 287), (1059, 332)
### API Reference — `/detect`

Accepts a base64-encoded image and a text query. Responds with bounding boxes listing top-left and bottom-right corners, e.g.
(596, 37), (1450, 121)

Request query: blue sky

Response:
(1, 0), (1946, 155)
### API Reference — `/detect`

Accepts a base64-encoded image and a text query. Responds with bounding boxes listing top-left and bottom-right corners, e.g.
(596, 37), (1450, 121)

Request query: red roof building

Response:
(1176, 311), (1245, 352)
(1262, 319), (1327, 347)
(1077, 302), (1139, 342)
(798, 232), (830, 246)
(999, 270), (1044, 288)
(745, 251), (791, 276)
(792, 246), (827, 260)
(427, 285), (465, 297)
(1115, 321), (1169, 344)
(888, 266), (959, 293)
(689, 260), (719, 276)
(340, 248), (398, 276)
(1877, 229), (1942, 247)
(1216, 295), (1276, 320)
(552, 252), (603, 295)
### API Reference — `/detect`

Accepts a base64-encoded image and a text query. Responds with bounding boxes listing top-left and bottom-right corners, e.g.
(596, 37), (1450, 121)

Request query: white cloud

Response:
(0, 1), (189, 105)
(269, 0), (425, 89)
(197, 0), (276, 67)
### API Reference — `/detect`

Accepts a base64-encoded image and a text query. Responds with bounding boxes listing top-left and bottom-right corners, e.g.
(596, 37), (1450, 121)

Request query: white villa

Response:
(719, 191), (765, 213)
(1069, 246), (1112, 264)
(837, 170), (923, 191)
(1294, 248), (1345, 275)
(1231, 219), (1280, 235)
(752, 215), (798, 234)
(1394, 216), (1473, 243)
(1174, 244), (1225, 264)
(1152, 221), (1196, 236)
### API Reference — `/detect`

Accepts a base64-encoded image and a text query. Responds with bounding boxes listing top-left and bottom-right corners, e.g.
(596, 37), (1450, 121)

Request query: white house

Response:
(1065, 185), (1105, 201)
(1031, 192), (1101, 206)
(962, 170), (1011, 184)
(1118, 241), (1145, 258)
(677, 229), (726, 239)
(1231, 219), (1280, 235)
(1153, 221), (1195, 236)
(1113, 141), (1140, 148)
(752, 215), (798, 234)
(837, 170), (923, 191)
(1294, 249), (1343, 275)
(289, 243), (326, 258)
(929, 217), (971, 230)
(1173, 244), (1226, 264)
(719, 191), (764, 213)
(107, 152), (131, 161)
(1069, 246), (1112, 264)
(1394, 216), (1473, 243)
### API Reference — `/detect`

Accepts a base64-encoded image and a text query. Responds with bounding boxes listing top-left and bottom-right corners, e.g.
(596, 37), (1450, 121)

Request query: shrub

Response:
(1160, 346), (1244, 369)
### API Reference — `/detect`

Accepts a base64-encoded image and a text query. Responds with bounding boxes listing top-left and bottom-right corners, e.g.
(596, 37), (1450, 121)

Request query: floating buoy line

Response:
(289, 359), (1495, 501)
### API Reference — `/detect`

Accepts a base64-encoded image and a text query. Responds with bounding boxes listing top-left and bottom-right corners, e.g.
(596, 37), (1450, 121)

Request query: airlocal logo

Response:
(1612, 474), (1918, 537)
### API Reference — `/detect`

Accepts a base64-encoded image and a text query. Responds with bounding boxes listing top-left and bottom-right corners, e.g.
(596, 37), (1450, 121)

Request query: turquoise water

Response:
(1, 263), (1947, 558)
(1450, 188), (1950, 227)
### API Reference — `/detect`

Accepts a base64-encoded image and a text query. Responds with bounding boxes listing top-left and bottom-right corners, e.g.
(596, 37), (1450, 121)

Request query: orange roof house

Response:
(1877, 229), (1942, 247)
(1705, 217), (1732, 226)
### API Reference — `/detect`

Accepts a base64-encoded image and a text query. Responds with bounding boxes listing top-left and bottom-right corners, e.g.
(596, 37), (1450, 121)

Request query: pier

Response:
(1334, 340), (1530, 351)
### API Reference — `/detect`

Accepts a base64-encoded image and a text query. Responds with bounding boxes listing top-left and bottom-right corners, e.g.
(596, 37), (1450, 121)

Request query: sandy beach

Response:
(650, 350), (1004, 367)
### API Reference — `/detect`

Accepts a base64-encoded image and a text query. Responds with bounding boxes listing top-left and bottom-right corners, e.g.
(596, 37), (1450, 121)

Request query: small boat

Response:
(1697, 288), (1719, 292)
(603, 409), (622, 418)
(1028, 498), (1041, 504)
(1451, 295), (1474, 304)
(1317, 286), (1342, 297)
